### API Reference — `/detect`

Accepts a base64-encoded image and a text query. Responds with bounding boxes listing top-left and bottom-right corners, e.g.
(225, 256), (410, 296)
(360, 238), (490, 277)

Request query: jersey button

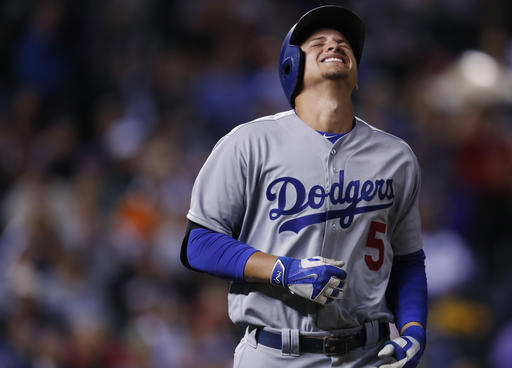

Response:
(330, 149), (337, 155)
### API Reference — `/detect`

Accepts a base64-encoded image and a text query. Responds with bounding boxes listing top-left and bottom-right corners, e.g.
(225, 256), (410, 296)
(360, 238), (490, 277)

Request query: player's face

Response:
(300, 28), (358, 90)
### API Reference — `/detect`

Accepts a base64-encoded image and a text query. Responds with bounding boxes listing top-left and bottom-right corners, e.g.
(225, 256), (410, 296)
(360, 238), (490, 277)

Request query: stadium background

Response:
(0, 0), (511, 367)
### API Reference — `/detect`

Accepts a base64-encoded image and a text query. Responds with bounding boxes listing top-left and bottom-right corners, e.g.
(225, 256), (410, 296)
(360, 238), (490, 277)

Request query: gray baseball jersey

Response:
(187, 110), (422, 332)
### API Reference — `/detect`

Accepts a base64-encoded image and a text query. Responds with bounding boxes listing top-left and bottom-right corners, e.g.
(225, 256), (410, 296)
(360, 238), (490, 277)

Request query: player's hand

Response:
(376, 325), (425, 368)
(270, 256), (346, 305)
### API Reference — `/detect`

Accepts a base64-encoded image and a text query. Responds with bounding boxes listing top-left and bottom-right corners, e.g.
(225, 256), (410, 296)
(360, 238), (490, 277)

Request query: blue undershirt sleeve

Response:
(386, 249), (428, 332)
(186, 227), (258, 282)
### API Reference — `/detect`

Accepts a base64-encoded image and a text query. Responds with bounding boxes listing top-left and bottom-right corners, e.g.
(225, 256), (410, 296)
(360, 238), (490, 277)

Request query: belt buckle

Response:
(322, 336), (344, 356)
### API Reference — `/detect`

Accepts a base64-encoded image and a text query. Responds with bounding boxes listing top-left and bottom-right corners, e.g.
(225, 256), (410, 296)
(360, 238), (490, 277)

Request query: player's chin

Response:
(322, 69), (351, 80)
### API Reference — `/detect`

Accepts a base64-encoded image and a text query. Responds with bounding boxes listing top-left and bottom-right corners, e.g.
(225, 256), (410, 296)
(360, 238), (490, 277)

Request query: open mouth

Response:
(321, 55), (347, 64)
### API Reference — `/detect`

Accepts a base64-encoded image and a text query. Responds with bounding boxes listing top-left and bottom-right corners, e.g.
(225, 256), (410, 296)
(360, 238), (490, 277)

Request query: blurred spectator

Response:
(14, 0), (69, 94)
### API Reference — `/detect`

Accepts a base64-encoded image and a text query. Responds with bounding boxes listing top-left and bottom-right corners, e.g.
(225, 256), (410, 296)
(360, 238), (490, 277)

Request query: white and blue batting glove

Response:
(270, 256), (346, 305)
(377, 325), (426, 368)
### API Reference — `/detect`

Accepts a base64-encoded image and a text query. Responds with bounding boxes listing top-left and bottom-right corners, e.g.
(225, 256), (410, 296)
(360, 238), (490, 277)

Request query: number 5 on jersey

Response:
(365, 221), (386, 271)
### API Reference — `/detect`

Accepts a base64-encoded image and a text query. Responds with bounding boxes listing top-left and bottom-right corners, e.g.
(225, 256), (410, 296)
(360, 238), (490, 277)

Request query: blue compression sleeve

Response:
(186, 227), (258, 282)
(386, 249), (428, 332)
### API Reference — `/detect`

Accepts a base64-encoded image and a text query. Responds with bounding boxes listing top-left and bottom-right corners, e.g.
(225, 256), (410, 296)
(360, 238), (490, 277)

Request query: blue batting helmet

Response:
(278, 6), (365, 107)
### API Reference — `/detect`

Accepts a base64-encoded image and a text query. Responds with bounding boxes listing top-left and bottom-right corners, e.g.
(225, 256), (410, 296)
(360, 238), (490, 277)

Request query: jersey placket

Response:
(321, 140), (348, 257)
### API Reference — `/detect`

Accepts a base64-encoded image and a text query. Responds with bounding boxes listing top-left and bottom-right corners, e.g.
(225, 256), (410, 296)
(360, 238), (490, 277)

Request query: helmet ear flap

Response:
(279, 28), (305, 108)
(281, 56), (293, 77)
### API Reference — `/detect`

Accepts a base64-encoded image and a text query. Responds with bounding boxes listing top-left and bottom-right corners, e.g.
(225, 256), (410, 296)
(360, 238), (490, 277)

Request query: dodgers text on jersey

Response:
(266, 170), (394, 233)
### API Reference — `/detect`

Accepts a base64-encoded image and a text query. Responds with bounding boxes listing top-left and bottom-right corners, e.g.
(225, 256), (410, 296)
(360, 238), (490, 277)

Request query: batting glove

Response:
(377, 325), (425, 368)
(270, 256), (346, 305)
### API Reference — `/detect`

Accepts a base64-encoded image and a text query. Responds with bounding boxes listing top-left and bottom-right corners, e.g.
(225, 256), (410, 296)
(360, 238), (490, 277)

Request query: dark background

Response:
(0, 0), (511, 367)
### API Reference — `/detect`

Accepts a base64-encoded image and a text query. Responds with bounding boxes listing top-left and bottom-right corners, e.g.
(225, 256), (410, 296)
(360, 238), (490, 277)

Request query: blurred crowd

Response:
(0, 0), (511, 367)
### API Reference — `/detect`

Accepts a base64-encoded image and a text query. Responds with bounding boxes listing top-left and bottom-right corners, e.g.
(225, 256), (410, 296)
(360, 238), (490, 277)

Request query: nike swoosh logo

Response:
(294, 274), (318, 282)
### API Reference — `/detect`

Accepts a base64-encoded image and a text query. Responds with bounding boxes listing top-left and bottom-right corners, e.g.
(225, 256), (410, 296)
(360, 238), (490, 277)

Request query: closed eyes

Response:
(307, 39), (347, 49)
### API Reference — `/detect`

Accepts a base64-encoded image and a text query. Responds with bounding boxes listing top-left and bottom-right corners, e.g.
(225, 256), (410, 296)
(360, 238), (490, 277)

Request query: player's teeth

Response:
(325, 58), (344, 63)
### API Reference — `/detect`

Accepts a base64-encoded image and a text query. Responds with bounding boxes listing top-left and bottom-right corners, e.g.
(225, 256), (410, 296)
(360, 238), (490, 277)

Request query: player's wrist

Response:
(270, 256), (294, 287)
(401, 324), (426, 351)
(400, 321), (424, 334)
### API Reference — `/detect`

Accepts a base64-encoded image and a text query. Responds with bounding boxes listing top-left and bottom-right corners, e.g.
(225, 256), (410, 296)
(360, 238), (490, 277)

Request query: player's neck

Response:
(295, 89), (354, 134)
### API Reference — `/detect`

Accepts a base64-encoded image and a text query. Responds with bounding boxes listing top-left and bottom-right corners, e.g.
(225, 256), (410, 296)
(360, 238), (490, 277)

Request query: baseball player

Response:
(181, 6), (427, 368)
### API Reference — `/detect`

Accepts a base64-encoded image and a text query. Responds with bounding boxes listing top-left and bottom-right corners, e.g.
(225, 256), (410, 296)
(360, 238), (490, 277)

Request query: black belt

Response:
(254, 322), (389, 356)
